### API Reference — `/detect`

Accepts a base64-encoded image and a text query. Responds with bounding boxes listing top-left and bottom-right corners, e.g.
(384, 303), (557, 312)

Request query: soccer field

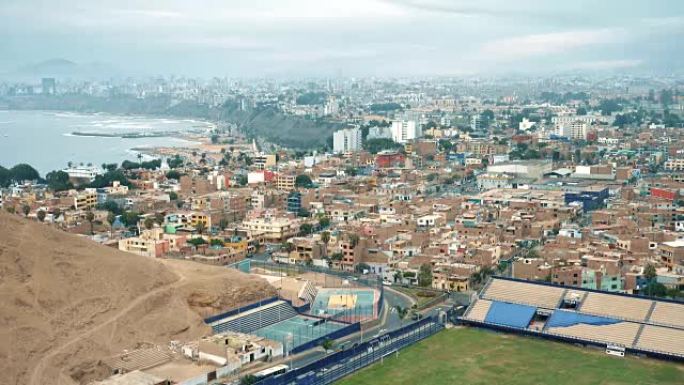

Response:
(336, 327), (683, 385)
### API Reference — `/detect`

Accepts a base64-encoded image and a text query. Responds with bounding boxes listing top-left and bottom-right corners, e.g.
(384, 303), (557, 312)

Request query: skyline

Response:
(1, 0), (683, 78)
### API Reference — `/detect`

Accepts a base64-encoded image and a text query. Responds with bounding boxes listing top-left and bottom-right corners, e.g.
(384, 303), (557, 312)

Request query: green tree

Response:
(86, 210), (95, 234)
(0, 165), (11, 187)
(295, 174), (313, 188)
(144, 217), (154, 230)
(240, 374), (258, 385)
(348, 233), (360, 249)
(195, 221), (207, 234)
(321, 231), (331, 246)
(321, 338), (335, 352)
(11, 164), (40, 182)
(168, 191), (179, 201)
(299, 223), (313, 235)
(36, 210), (46, 222)
(210, 238), (225, 247)
(166, 170), (181, 180)
(21, 204), (30, 217)
(319, 216), (330, 228)
(355, 262), (371, 274)
(418, 263), (433, 287)
(107, 212), (117, 229)
(45, 170), (73, 191)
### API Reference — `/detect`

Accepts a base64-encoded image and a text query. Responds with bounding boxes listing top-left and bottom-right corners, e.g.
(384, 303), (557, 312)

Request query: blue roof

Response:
(484, 301), (536, 329)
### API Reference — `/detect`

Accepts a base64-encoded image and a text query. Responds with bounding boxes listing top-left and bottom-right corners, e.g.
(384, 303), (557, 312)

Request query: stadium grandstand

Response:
(461, 277), (684, 361)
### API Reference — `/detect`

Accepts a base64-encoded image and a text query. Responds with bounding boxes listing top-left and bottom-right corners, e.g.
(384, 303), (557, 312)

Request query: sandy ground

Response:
(0, 212), (276, 385)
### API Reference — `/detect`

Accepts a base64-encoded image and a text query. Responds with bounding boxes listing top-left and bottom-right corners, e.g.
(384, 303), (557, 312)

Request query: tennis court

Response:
(310, 288), (379, 322)
(253, 315), (346, 349)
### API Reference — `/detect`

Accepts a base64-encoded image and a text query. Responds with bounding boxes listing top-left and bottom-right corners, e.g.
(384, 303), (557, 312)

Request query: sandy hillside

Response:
(0, 212), (276, 385)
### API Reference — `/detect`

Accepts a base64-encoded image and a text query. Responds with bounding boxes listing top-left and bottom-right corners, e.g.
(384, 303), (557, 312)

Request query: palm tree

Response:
(321, 230), (331, 245)
(107, 212), (116, 236)
(86, 210), (95, 235)
(36, 210), (46, 222)
(21, 205), (30, 217)
(137, 153), (143, 166)
(348, 233), (360, 249)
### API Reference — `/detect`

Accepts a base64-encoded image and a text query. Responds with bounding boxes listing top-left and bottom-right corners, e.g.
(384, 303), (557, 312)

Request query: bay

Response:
(0, 110), (207, 175)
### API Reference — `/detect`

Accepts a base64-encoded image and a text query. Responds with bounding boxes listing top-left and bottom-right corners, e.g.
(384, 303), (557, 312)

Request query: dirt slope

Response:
(0, 212), (275, 385)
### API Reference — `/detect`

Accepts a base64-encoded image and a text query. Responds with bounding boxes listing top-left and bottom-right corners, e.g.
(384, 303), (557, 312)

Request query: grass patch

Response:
(335, 327), (683, 385)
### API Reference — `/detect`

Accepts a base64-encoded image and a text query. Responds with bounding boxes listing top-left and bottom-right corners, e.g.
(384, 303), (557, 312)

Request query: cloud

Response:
(479, 28), (626, 60)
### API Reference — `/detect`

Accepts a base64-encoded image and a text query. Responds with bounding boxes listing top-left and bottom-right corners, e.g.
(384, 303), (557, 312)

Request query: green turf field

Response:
(336, 327), (683, 385)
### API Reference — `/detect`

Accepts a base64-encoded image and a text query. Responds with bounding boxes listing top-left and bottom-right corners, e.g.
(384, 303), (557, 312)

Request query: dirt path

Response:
(28, 272), (187, 385)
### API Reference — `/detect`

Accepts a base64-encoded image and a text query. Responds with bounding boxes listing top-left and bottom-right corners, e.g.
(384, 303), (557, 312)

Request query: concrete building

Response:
(391, 120), (421, 143)
(333, 127), (362, 153)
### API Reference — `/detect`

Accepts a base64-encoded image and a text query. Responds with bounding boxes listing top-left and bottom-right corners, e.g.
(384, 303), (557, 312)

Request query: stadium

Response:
(460, 276), (684, 361)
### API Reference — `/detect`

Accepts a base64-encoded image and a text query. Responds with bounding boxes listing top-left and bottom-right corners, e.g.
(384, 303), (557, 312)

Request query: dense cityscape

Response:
(2, 1), (683, 385)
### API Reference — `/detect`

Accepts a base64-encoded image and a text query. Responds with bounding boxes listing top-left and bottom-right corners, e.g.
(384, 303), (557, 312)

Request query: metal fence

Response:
(253, 315), (444, 385)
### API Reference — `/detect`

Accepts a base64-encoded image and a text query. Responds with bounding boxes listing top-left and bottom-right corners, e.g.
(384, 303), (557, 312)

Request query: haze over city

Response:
(2, 0), (683, 77)
(1, 2), (684, 385)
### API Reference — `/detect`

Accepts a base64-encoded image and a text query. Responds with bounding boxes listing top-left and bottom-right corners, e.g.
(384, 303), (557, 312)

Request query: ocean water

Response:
(0, 110), (208, 175)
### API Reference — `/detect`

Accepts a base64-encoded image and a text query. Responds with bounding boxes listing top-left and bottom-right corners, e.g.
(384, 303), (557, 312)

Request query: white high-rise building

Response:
(333, 127), (362, 153)
(391, 120), (421, 143)
(557, 120), (588, 140)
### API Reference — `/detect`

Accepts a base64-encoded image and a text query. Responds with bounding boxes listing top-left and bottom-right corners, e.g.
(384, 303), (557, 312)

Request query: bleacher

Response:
(482, 278), (564, 308)
(579, 292), (652, 322)
(212, 300), (298, 334)
(463, 298), (492, 322)
(547, 322), (640, 347)
(460, 277), (684, 361)
(648, 302), (684, 329)
(635, 325), (684, 357)
(102, 347), (171, 372)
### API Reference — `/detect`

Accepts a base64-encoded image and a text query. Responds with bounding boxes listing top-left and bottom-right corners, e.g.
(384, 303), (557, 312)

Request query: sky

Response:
(1, 0), (683, 78)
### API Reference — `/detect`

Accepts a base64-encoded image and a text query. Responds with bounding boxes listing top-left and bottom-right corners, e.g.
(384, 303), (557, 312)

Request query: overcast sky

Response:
(1, 0), (682, 77)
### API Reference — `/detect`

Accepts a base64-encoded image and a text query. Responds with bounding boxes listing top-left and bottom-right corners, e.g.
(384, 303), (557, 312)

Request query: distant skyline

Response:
(1, 0), (683, 78)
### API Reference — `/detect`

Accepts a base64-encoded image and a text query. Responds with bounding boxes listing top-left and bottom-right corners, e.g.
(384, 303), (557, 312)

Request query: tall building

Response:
(391, 120), (421, 143)
(333, 127), (362, 153)
(557, 120), (588, 140)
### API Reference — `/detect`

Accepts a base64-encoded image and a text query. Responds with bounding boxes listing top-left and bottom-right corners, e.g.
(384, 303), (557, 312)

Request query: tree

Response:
(418, 263), (432, 287)
(187, 237), (208, 246)
(166, 170), (181, 180)
(53, 207), (61, 219)
(45, 170), (73, 191)
(644, 264), (657, 297)
(122, 211), (140, 227)
(107, 212), (117, 229)
(86, 210), (95, 234)
(144, 217), (154, 230)
(36, 210), (46, 222)
(240, 375), (258, 385)
(168, 191), (178, 201)
(281, 242), (295, 253)
(155, 212), (166, 225)
(295, 174), (313, 188)
(137, 152), (143, 166)
(395, 306), (409, 320)
(355, 263), (371, 274)
(21, 204), (30, 217)
(11, 164), (40, 182)
(321, 231), (331, 246)
(195, 221), (207, 234)
(321, 338), (335, 352)
(210, 238), (225, 247)
(299, 223), (313, 235)
(0, 165), (10, 187)
(348, 233), (360, 249)
(319, 216), (330, 228)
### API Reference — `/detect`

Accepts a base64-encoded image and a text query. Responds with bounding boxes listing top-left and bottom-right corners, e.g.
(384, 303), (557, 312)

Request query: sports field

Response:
(336, 327), (683, 385)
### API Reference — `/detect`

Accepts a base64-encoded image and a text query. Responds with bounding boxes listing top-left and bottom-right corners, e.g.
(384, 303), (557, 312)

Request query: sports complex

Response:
(205, 260), (383, 354)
